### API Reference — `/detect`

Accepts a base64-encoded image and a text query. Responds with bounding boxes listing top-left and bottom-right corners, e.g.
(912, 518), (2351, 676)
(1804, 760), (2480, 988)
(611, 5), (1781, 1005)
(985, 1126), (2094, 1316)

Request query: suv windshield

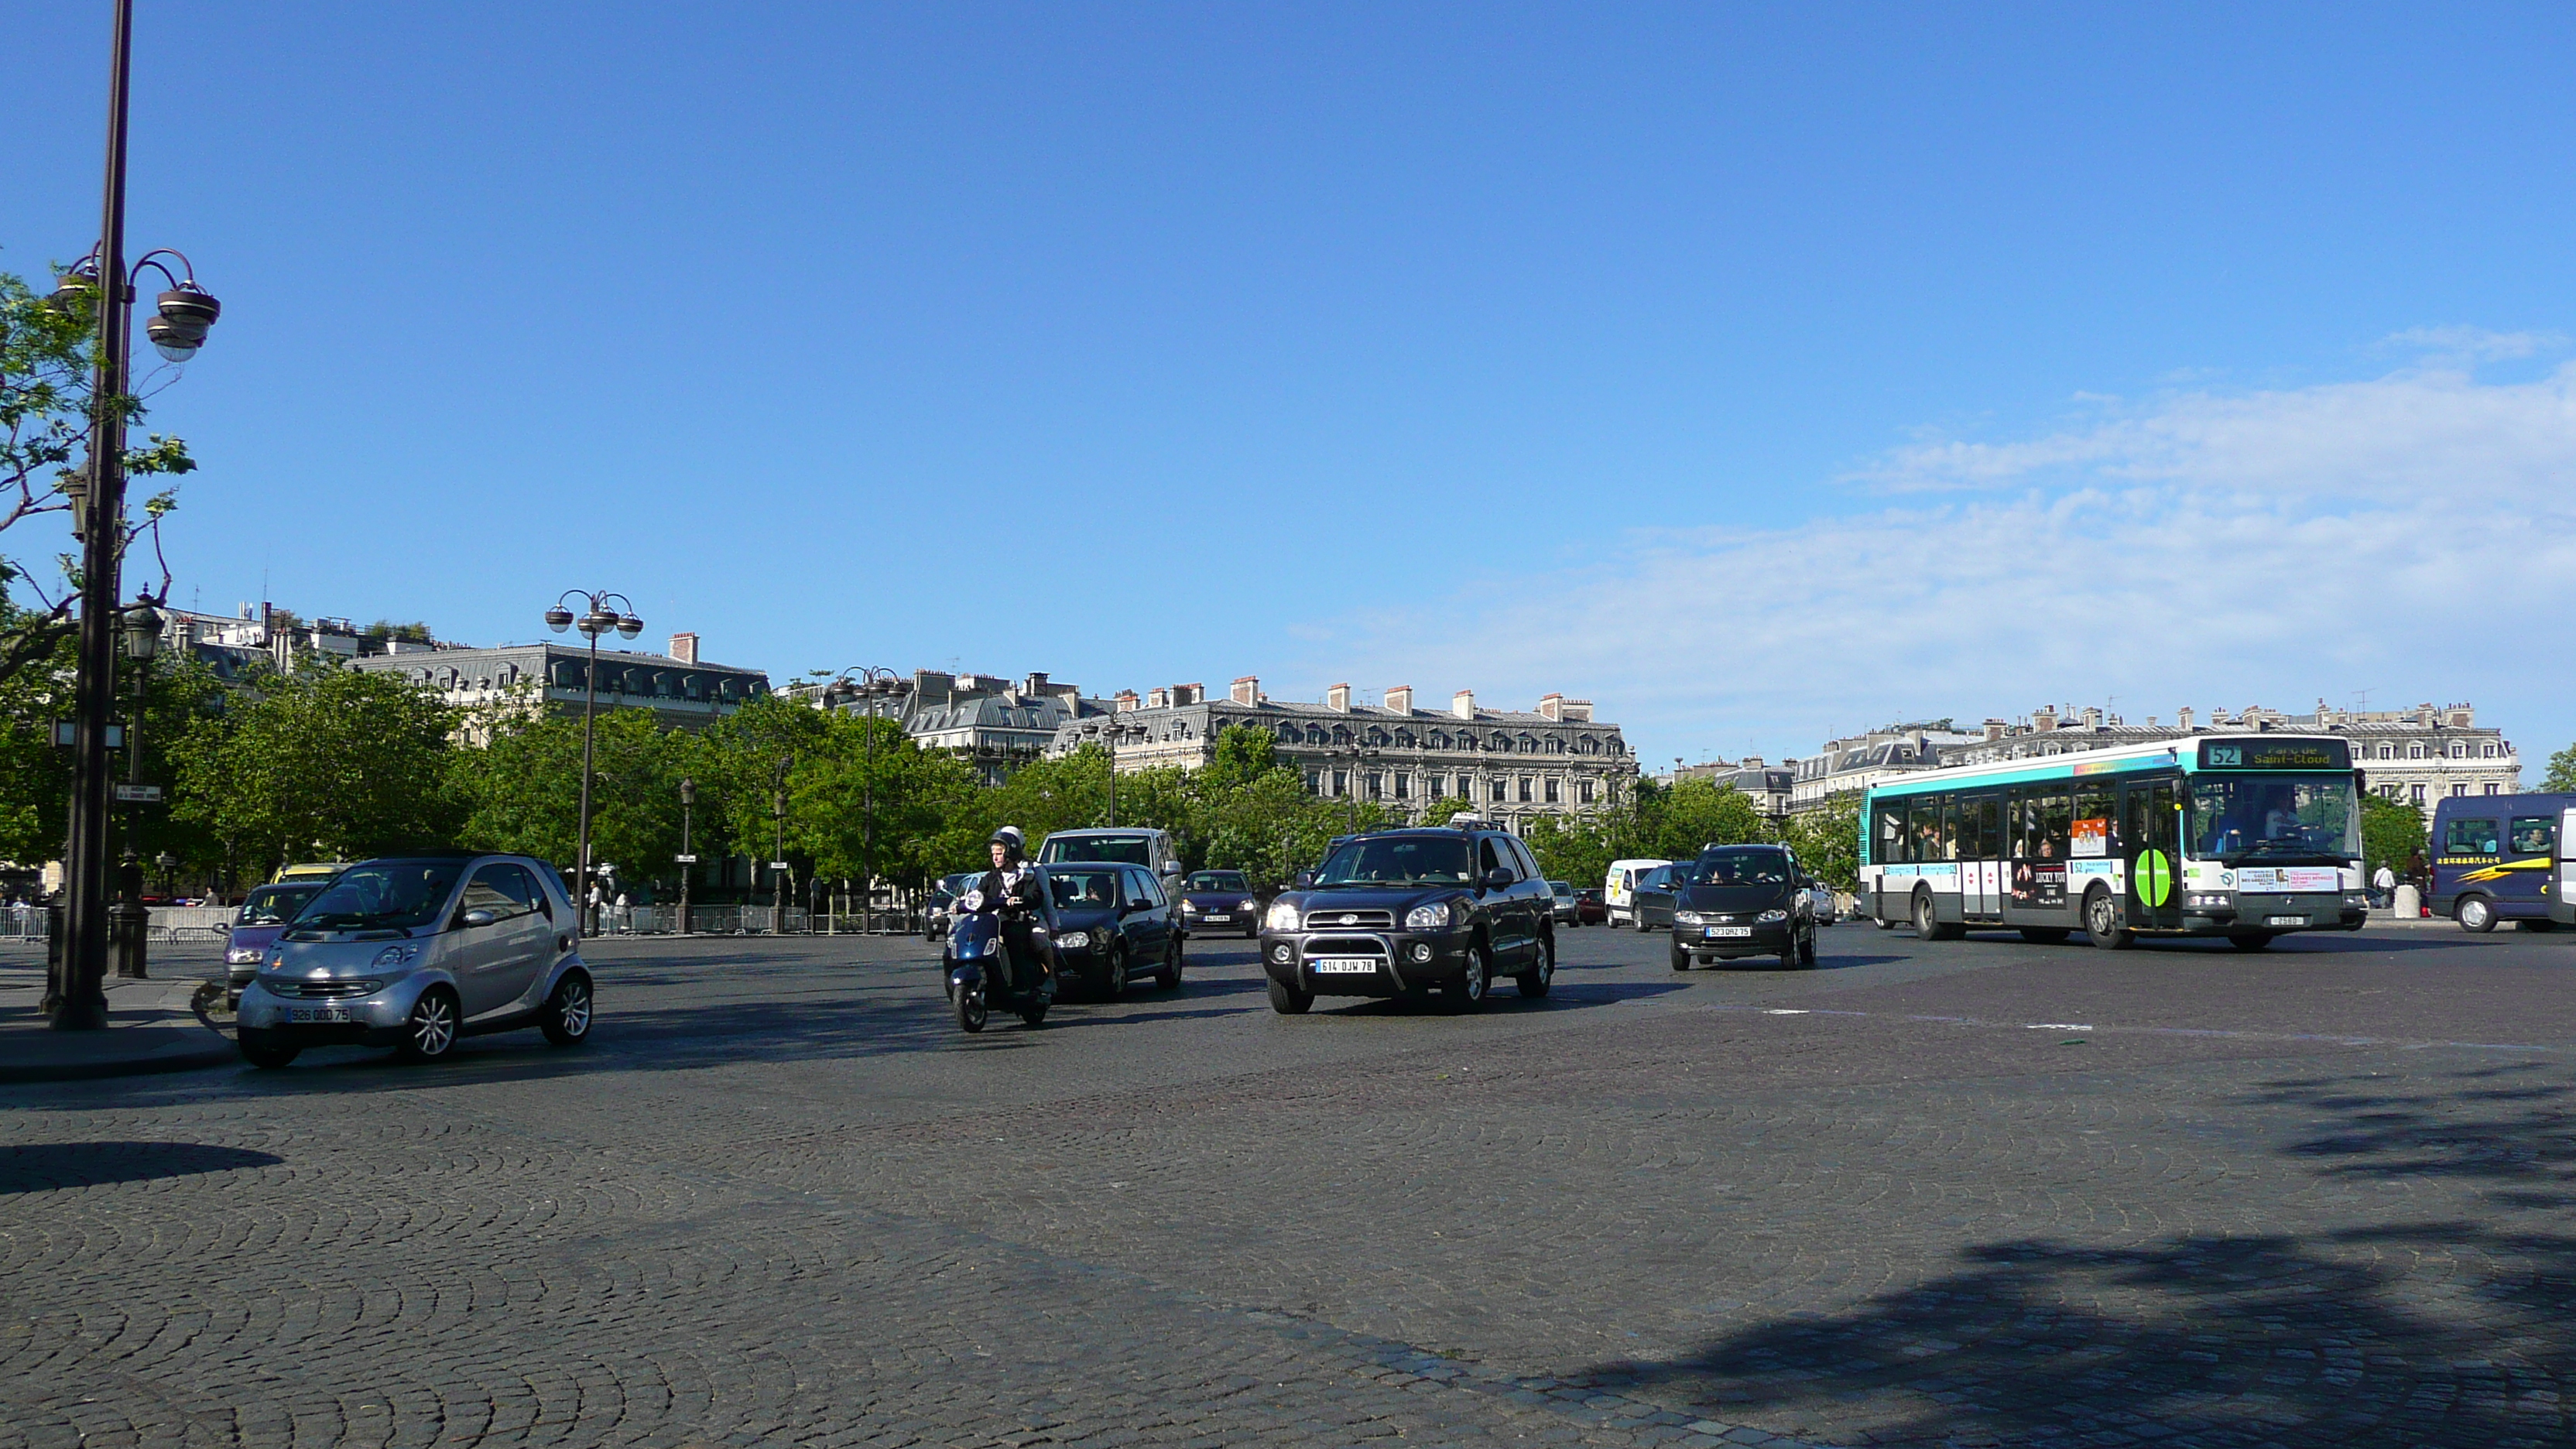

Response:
(1314, 836), (1474, 886)
(2189, 773), (2361, 863)
(1043, 835), (1153, 867)
(294, 860), (469, 933)
(1046, 868), (1124, 909)
(1690, 851), (1790, 886)
(237, 884), (323, 926)
(1186, 872), (1249, 892)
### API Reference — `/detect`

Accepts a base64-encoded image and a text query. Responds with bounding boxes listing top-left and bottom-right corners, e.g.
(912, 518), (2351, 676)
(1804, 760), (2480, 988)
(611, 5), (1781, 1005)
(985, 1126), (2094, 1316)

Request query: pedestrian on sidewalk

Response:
(2372, 862), (2396, 909)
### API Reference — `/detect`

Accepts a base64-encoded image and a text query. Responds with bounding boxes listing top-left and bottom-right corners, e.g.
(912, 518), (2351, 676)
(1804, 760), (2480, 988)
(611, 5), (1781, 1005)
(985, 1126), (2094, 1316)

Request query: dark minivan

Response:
(2430, 792), (2576, 932)
(1667, 844), (1819, 970)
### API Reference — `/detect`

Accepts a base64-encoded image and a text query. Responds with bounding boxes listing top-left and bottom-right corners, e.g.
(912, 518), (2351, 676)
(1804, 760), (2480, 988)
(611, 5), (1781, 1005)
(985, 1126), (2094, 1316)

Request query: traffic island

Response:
(0, 962), (235, 1083)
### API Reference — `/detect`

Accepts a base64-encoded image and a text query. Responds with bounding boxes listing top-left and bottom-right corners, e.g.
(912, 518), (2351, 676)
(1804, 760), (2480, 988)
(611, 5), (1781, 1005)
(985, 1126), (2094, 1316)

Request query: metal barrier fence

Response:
(587, 905), (920, 936)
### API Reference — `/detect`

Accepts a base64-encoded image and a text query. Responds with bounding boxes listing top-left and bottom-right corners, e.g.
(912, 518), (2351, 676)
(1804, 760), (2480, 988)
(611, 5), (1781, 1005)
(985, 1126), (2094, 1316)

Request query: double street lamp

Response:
(544, 590), (642, 935)
(50, 0), (224, 1029)
(820, 667), (901, 933)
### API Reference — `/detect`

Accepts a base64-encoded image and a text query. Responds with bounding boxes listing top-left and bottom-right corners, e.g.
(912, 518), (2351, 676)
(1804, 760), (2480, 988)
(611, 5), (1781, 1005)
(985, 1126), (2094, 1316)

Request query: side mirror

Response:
(1293, 872), (1314, 889)
(460, 908), (497, 927)
(1160, 861), (1183, 876)
(1483, 868), (1513, 891)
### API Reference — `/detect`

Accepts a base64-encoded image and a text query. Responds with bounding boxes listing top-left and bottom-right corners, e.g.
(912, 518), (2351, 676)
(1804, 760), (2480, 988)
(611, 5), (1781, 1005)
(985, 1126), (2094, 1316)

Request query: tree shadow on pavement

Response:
(1, 1140), (282, 1193)
(1567, 1064), (2576, 1447)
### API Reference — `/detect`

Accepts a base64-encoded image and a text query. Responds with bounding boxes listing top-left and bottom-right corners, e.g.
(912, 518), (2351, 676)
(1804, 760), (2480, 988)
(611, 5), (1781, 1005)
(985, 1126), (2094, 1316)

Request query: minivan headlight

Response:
(1756, 909), (1787, 923)
(1265, 900), (1302, 932)
(1404, 901), (1453, 930)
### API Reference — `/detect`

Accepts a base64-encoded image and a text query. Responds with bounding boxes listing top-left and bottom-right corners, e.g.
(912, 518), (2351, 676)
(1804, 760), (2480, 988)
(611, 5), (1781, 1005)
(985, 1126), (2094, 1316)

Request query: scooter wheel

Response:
(956, 984), (988, 1034)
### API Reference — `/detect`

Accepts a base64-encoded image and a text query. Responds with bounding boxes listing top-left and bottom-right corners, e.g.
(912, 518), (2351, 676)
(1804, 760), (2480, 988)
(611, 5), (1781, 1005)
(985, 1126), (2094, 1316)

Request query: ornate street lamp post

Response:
(49, 0), (222, 1029)
(544, 590), (642, 937)
(107, 597), (162, 978)
(676, 777), (695, 937)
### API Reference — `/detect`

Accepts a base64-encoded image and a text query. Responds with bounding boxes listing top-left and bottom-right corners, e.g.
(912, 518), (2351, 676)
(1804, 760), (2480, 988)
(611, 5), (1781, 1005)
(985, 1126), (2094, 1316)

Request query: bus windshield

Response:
(2187, 773), (2360, 864)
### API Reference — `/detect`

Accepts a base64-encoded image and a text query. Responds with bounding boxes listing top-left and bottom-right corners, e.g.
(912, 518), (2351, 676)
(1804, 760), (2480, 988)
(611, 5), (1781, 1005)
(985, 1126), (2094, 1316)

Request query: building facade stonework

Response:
(1042, 678), (1636, 831)
(350, 635), (772, 731)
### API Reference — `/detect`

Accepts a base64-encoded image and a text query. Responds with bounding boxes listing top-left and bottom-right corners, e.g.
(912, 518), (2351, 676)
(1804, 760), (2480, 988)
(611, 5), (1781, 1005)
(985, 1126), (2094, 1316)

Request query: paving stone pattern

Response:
(3, 925), (2574, 1447)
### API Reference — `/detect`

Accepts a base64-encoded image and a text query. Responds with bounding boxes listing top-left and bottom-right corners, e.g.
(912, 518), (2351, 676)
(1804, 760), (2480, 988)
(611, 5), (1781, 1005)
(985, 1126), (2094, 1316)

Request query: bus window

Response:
(2007, 790), (2031, 858)
(2510, 817), (2554, 856)
(1964, 795), (1998, 859)
(2443, 817), (2501, 856)
(2039, 793), (2072, 860)
(1914, 797), (1947, 862)
(1875, 800), (1908, 863)
(2074, 784), (2115, 858)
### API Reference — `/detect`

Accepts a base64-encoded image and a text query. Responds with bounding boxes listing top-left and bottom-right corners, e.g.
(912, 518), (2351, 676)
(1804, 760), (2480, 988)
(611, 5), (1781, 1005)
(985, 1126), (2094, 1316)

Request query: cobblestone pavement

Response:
(5, 920), (2575, 1447)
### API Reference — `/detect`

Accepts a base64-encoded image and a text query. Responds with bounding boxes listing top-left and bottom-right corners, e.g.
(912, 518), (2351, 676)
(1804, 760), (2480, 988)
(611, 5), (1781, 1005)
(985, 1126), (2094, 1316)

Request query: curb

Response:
(0, 1031), (236, 1084)
(0, 978), (239, 1084)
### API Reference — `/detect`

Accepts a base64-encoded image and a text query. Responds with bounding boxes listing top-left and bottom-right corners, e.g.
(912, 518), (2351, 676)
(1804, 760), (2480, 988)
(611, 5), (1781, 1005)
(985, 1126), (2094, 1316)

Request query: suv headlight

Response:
(1756, 909), (1787, 923)
(1673, 910), (1704, 927)
(1265, 900), (1302, 932)
(1404, 901), (1453, 930)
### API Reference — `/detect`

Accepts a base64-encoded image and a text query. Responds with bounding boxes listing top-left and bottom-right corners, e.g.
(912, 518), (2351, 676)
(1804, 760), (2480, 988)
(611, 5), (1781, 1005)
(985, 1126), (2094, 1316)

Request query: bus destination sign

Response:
(2198, 739), (2349, 771)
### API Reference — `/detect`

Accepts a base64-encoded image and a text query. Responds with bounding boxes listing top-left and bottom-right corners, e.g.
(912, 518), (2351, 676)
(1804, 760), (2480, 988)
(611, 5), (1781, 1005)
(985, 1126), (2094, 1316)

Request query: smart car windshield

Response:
(1690, 851), (1791, 886)
(293, 860), (468, 933)
(237, 884), (322, 927)
(1314, 836), (1474, 886)
(1046, 869), (1123, 909)
(2188, 774), (2360, 864)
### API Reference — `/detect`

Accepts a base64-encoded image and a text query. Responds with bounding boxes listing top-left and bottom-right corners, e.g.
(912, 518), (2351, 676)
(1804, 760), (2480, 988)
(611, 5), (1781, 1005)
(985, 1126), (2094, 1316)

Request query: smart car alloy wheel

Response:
(397, 987), (460, 1062)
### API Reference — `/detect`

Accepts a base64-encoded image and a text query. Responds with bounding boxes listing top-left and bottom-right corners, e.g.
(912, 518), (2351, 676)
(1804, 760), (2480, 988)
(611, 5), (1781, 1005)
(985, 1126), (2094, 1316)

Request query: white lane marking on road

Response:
(1762, 1009), (1809, 1016)
(1704, 1004), (2561, 1053)
(2028, 1023), (2094, 1031)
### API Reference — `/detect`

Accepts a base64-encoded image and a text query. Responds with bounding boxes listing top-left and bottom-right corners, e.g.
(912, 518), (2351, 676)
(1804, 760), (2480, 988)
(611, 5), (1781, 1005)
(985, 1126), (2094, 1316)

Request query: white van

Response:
(1038, 828), (1186, 884)
(1603, 858), (1673, 928)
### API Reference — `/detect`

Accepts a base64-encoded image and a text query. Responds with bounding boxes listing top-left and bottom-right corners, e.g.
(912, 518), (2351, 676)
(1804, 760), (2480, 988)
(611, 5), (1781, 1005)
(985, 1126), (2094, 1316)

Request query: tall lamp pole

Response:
(544, 590), (642, 937)
(823, 667), (900, 933)
(1079, 720), (1146, 827)
(108, 598), (162, 978)
(676, 777), (695, 937)
(48, 0), (222, 1029)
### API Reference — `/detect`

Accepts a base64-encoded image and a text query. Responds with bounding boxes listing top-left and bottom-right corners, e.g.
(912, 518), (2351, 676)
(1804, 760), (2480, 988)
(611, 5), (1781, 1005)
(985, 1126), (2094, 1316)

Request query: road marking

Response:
(1762, 1008), (1809, 1016)
(2027, 1023), (2094, 1031)
(1704, 1003), (2563, 1054)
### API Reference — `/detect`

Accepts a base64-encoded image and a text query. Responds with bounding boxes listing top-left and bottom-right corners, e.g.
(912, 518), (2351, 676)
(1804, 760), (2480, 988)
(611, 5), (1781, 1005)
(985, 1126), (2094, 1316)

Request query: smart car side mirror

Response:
(460, 908), (497, 927)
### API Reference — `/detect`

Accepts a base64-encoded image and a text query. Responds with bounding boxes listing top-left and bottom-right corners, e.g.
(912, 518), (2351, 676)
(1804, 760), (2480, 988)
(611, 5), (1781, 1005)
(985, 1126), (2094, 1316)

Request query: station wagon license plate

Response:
(2266, 915), (2304, 927)
(1311, 958), (1379, 974)
(288, 1005), (357, 1023)
(1704, 926), (1753, 938)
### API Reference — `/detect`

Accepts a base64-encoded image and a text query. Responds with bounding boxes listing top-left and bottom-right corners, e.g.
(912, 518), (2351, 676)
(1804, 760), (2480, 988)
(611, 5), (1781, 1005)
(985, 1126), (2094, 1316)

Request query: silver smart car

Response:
(234, 851), (594, 1068)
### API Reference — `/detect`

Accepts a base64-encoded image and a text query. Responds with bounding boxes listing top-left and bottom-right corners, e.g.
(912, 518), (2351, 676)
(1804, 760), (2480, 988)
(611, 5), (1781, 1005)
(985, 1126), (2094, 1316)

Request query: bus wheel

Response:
(2226, 931), (2273, 951)
(2084, 889), (2133, 951)
(1913, 891), (1964, 942)
(2457, 896), (2497, 933)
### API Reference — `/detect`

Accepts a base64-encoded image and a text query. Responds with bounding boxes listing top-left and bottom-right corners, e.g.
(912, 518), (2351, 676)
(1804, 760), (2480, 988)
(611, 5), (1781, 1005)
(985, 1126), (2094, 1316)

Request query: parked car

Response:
(1604, 858), (1672, 927)
(1177, 869), (1262, 938)
(221, 879), (332, 1005)
(234, 851), (592, 1068)
(1574, 887), (1608, 926)
(1669, 844), (1819, 971)
(923, 870), (982, 941)
(1259, 824), (1557, 1014)
(1628, 862), (1686, 931)
(1804, 879), (1839, 924)
(1039, 827), (1187, 887)
(1547, 879), (1581, 927)
(1033, 862), (1183, 997)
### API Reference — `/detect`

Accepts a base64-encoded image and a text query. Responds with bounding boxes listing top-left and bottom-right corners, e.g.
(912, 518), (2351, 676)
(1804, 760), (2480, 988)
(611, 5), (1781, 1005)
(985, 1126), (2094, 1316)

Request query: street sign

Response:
(113, 784), (163, 803)
(53, 721), (125, 748)
(769, 861), (790, 870)
(674, 854), (698, 864)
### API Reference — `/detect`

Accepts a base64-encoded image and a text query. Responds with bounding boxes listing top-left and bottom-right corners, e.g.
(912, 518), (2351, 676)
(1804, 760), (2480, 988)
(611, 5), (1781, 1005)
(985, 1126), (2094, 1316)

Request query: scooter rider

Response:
(972, 827), (1047, 993)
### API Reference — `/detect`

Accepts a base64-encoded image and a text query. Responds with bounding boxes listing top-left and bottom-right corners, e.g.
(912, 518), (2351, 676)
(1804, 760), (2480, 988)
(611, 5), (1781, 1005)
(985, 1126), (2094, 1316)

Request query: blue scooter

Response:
(944, 893), (1052, 1033)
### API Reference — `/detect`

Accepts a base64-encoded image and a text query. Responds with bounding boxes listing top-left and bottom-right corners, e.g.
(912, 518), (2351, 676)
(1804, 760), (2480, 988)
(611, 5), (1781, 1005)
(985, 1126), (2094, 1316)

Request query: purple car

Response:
(222, 880), (331, 1001)
(1177, 869), (1262, 939)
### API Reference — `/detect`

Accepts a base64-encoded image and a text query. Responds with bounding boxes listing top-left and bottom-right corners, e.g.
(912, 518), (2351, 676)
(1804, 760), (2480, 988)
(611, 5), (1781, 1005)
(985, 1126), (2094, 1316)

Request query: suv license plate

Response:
(1311, 958), (1379, 975)
(1704, 926), (1753, 938)
(2266, 915), (2304, 927)
(288, 1006), (356, 1023)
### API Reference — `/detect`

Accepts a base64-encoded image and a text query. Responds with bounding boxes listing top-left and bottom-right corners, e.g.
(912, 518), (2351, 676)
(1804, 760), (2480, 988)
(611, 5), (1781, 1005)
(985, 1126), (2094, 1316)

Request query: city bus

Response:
(1858, 735), (2368, 950)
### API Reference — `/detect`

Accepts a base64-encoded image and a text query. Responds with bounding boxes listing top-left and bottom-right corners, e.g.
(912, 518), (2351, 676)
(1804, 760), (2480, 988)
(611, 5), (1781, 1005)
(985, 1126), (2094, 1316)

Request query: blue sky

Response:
(11, 3), (2576, 767)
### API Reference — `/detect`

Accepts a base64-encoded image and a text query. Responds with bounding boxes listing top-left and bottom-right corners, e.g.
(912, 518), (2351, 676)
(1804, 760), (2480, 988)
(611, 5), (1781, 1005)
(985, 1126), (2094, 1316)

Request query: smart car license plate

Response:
(2266, 915), (2304, 927)
(288, 1006), (356, 1023)
(1202, 914), (1230, 923)
(1704, 926), (1753, 938)
(1311, 958), (1379, 974)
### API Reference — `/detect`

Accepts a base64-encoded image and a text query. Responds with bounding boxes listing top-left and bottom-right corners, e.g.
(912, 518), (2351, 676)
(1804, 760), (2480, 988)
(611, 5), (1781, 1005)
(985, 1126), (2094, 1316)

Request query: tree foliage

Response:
(2360, 791), (2427, 880)
(2543, 740), (2576, 794)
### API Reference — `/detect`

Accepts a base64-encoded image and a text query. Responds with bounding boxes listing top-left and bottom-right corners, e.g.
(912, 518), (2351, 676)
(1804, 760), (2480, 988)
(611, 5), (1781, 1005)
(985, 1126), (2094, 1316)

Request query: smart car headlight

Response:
(1404, 900), (1454, 930)
(371, 944), (421, 968)
(1265, 900), (1301, 932)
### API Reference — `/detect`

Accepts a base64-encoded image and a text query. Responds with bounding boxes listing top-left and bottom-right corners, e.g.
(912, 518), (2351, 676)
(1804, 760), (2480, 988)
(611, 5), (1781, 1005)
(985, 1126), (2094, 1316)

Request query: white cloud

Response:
(2377, 326), (2567, 364)
(1303, 364), (2576, 762)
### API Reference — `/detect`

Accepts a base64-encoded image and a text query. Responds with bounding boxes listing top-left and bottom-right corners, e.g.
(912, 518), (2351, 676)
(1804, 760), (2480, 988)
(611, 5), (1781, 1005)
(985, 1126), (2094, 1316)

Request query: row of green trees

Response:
(0, 634), (1862, 898)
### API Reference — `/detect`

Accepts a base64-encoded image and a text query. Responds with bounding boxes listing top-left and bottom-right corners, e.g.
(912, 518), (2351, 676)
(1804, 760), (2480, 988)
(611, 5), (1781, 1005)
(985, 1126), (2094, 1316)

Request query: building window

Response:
(1428, 775), (1446, 798)
(2450, 743), (2466, 759)
(1306, 770), (1322, 796)
(1333, 770), (1349, 797)
(1365, 772), (1382, 800)
(2483, 744), (2498, 758)
(1395, 772), (1412, 800)
(1577, 779), (1595, 805)
(1518, 776), (1533, 803)
(2409, 743), (2425, 759)
(2411, 783), (2426, 803)
(1544, 777), (1560, 803)
(2451, 783), (2466, 797)
(1429, 732), (1449, 749)
(1489, 778), (1507, 803)
(2485, 782), (2500, 794)
(1547, 737), (1564, 755)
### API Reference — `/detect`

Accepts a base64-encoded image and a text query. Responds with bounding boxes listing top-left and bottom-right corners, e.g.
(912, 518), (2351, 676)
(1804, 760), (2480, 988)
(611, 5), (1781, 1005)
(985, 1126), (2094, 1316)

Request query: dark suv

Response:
(1667, 844), (1818, 971)
(1259, 824), (1557, 1013)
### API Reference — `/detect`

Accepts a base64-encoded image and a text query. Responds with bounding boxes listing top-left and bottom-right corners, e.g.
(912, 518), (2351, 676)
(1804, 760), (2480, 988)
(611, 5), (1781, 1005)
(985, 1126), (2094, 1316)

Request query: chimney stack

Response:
(1538, 693), (1564, 721)
(1173, 683), (1204, 706)
(1983, 718), (2007, 742)
(1384, 684), (1413, 714)
(1231, 676), (1259, 706)
(1327, 683), (1351, 712)
(2176, 705), (2194, 731)
(1453, 689), (1476, 720)
(669, 632), (699, 665)
(2081, 705), (2102, 730)
(2033, 706), (2057, 731)
(1147, 687), (1170, 710)
(1115, 690), (1139, 713)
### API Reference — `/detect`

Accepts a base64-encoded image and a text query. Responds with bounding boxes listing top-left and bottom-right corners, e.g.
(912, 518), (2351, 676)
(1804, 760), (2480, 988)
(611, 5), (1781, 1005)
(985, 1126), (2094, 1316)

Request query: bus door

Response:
(2559, 808), (2576, 926)
(2120, 779), (2183, 932)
